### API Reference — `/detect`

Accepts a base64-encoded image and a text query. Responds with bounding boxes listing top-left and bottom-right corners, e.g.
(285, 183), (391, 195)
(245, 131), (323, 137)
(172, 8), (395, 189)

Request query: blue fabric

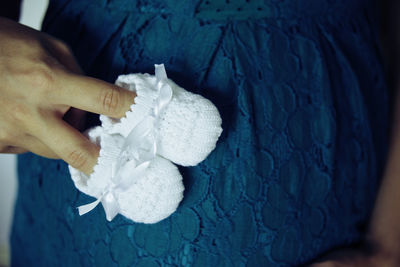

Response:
(11, 0), (389, 266)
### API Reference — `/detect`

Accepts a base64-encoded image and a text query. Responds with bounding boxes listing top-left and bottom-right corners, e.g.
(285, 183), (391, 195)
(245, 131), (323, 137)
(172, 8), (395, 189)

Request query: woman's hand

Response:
(0, 17), (136, 175)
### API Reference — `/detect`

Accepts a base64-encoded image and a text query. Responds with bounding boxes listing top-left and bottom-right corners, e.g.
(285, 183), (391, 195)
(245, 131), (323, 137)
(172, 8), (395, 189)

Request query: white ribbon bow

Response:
(77, 64), (173, 221)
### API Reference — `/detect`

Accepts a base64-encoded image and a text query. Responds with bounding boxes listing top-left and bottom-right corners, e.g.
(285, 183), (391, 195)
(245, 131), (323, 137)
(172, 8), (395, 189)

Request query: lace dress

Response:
(11, 0), (389, 266)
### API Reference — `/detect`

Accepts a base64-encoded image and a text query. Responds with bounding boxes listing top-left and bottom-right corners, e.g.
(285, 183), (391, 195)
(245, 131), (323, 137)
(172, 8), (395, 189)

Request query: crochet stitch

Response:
(100, 64), (223, 166)
(69, 64), (222, 223)
(68, 126), (184, 223)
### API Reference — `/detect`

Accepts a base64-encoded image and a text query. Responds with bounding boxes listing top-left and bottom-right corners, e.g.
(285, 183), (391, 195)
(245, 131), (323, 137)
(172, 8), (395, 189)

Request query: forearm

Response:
(0, 0), (21, 21)
(366, 0), (400, 252)
(364, 0), (400, 259)
(366, 81), (400, 259)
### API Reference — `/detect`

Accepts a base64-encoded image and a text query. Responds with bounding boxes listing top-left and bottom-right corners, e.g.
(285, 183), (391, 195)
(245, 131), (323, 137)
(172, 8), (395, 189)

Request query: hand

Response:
(308, 242), (400, 267)
(0, 17), (136, 175)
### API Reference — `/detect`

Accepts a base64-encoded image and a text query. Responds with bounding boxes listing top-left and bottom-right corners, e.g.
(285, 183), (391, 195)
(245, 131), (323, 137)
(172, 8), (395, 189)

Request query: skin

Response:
(1, 1), (400, 266)
(0, 16), (136, 175)
(308, 1), (400, 266)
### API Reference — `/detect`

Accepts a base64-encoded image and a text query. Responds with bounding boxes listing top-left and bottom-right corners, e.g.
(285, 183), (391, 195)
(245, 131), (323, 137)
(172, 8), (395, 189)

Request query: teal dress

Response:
(11, 0), (389, 266)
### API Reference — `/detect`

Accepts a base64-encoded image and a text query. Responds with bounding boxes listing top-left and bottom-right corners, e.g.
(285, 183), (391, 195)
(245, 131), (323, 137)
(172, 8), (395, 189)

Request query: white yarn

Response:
(100, 71), (223, 166)
(118, 156), (184, 223)
(68, 65), (222, 223)
(68, 126), (184, 224)
(68, 126), (121, 198)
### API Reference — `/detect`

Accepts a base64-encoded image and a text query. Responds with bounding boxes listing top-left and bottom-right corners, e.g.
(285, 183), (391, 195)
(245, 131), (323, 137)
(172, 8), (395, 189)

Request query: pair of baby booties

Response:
(68, 64), (223, 224)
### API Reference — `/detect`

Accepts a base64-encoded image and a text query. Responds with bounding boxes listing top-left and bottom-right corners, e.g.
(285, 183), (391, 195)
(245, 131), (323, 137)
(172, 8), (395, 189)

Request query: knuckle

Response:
(67, 149), (88, 170)
(100, 87), (121, 115)
(51, 37), (72, 53)
(10, 57), (56, 95)
(9, 104), (32, 125)
(29, 64), (55, 93)
(57, 41), (72, 55)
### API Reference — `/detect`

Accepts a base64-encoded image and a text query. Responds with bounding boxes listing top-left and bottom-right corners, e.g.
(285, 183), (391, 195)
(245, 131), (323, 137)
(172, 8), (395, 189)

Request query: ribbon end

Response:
(154, 64), (168, 80)
(154, 63), (165, 70)
(77, 198), (101, 216)
(106, 212), (118, 222)
(101, 193), (120, 222)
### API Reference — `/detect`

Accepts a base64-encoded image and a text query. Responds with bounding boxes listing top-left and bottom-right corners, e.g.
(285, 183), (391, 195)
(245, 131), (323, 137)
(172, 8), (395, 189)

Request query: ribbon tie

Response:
(77, 64), (173, 221)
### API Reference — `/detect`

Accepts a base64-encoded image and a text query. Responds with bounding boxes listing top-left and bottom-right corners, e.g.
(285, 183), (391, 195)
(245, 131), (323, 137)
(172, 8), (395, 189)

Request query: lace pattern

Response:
(11, 0), (388, 266)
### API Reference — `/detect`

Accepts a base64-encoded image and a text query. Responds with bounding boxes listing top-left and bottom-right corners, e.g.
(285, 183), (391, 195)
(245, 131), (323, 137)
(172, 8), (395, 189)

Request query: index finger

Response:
(51, 72), (136, 119)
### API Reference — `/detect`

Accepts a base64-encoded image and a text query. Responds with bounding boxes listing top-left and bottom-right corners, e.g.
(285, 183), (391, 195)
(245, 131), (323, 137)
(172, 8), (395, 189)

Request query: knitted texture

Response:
(118, 156), (185, 223)
(100, 71), (223, 166)
(68, 126), (121, 197)
(68, 126), (185, 224)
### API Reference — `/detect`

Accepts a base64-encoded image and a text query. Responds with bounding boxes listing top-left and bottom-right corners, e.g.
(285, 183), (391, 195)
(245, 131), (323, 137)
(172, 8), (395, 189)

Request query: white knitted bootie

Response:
(68, 126), (184, 224)
(100, 64), (223, 166)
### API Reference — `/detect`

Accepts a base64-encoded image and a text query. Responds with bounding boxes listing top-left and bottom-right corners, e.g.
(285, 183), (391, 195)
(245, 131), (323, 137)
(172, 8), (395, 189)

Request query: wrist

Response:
(363, 233), (400, 265)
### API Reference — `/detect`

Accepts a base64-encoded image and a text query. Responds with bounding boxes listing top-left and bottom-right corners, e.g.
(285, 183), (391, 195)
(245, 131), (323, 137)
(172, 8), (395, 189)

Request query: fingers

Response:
(0, 135), (58, 158)
(19, 135), (59, 159)
(0, 123), (59, 158)
(32, 113), (99, 175)
(36, 35), (135, 119)
(51, 72), (136, 119)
